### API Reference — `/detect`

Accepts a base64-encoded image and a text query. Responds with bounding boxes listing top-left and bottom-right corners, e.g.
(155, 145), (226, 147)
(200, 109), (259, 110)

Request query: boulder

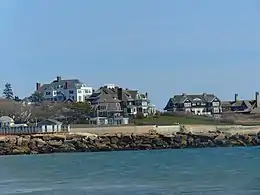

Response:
(120, 135), (133, 143)
(50, 134), (66, 141)
(47, 140), (63, 147)
(6, 136), (18, 145)
(59, 144), (76, 152)
(30, 138), (47, 149)
(99, 136), (111, 145)
(138, 144), (152, 150)
(110, 136), (119, 144)
(0, 137), (7, 144)
(12, 146), (31, 154)
(17, 137), (30, 147)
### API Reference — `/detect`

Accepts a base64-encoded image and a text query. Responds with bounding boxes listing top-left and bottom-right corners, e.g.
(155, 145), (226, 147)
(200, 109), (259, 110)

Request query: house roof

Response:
(88, 86), (146, 103)
(87, 86), (149, 111)
(222, 100), (255, 109)
(170, 93), (218, 104)
(38, 119), (63, 126)
(0, 116), (14, 123)
(37, 78), (86, 93)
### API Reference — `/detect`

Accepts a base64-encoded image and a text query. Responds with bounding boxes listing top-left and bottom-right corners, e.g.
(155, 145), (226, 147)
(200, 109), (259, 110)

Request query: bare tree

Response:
(0, 99), (31, 122)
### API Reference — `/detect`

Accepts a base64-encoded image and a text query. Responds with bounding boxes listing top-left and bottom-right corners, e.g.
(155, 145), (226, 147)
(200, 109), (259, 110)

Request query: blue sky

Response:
(1, 0), (260, 109)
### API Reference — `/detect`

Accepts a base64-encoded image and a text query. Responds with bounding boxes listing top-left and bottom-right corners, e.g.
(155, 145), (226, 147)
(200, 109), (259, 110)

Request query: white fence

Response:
(0, 125), (70, 135)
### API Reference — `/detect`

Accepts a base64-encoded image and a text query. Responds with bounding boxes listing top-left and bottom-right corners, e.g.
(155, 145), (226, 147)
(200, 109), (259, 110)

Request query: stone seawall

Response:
(0, 131), (260, 155)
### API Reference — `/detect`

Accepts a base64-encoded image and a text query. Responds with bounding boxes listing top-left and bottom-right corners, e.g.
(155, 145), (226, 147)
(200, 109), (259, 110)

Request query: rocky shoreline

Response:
(0, 131), (260, 155)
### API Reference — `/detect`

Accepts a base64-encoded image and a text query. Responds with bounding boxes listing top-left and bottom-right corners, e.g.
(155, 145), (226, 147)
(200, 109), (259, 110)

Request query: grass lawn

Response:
(132, 115), (233, 125)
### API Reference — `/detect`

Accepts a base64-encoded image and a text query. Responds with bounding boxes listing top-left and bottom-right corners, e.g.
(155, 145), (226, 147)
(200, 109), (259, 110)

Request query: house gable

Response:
(38, 119), (62, 126)
(164, 98), (175, 110)
(184, 99), (191, 103)
(212, 97), (220, 102)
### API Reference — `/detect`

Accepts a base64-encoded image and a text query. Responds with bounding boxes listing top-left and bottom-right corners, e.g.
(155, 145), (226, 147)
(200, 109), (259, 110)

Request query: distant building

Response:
(222, 92), (260, 114)
(164, 93), (222, 115)
(37, 119), (68, 132)
(35, 76), (93, 102)
(0, 116), (27, 128)
(89, 116), (129, 125)
(87, 84), (156, 117)
(0, 116), (14, 127)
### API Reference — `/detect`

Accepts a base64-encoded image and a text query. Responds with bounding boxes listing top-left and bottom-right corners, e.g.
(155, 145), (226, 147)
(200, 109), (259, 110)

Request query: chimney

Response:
(36, 82), (41, 91)
(182, 93), (186, 96)
(117, 88), (123, 100)
(256, 92), (260, 107)
(65, 81), (69, 89)
(145, 92), (148, 98)
(234, 93), (238, 102)
(57, 76), (61, 82)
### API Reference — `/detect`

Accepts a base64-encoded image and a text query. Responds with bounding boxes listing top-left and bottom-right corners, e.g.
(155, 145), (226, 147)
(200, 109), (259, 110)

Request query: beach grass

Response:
(132, 115), (233, 125)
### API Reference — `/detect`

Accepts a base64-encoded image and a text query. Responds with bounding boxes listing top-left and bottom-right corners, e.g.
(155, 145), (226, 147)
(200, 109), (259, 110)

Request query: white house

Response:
(0, 116), (15, 127)
(36, 76), (93, 102)
(37, 119), (69, 133)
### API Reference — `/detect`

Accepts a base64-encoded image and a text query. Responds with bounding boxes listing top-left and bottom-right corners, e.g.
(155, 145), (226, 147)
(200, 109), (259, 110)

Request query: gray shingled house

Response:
(87, 84), (155, 117)
(164, 93), (222, 115)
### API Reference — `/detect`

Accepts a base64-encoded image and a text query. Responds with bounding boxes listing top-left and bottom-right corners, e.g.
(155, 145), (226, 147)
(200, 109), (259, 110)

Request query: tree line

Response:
(0, 83), (92, 124)
(2, 83), (45, 102)
(2, 83), (21, 101)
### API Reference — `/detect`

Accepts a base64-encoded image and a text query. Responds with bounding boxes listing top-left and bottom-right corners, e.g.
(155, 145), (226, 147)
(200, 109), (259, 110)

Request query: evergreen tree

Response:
(3, 83), (14, 99)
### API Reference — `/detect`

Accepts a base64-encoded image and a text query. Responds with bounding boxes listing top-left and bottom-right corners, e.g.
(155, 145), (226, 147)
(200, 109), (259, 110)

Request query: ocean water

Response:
(0, 147), (260, 195)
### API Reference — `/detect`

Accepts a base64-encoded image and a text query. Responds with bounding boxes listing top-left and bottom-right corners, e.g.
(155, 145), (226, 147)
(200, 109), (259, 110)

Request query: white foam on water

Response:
(78, 183), (157, 191)
(1, 187), (57, 195)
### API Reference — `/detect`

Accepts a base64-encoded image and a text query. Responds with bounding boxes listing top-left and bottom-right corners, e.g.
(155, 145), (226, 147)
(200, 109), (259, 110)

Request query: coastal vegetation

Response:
(1, 98), (260, 126)
(132, 115), (232, 125)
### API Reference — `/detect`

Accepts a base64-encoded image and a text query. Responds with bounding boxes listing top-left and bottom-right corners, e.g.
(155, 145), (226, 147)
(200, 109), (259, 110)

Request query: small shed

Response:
(108, 117), (129, 125)
(89, 117), (108, 125)
(0, 116), (15, 128)
(37, 119), (63, 133)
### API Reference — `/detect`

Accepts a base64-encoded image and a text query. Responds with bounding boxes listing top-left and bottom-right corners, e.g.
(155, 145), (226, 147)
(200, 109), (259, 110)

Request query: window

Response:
(78, 90), (82, 93)
(45, 91), (51, 95)
(213, 108), (219, 113)
(142, 101), (147, 106)
(184, 103), (191, 107)
(212, 102), (219, 107)
(78, 96), (82, 101)
(69, 90), (74, 94)
(72, 96), (74, 100)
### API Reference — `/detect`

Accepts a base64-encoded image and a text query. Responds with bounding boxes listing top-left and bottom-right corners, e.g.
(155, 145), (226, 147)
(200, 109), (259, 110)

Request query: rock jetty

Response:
(0, 131), (260, 155)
